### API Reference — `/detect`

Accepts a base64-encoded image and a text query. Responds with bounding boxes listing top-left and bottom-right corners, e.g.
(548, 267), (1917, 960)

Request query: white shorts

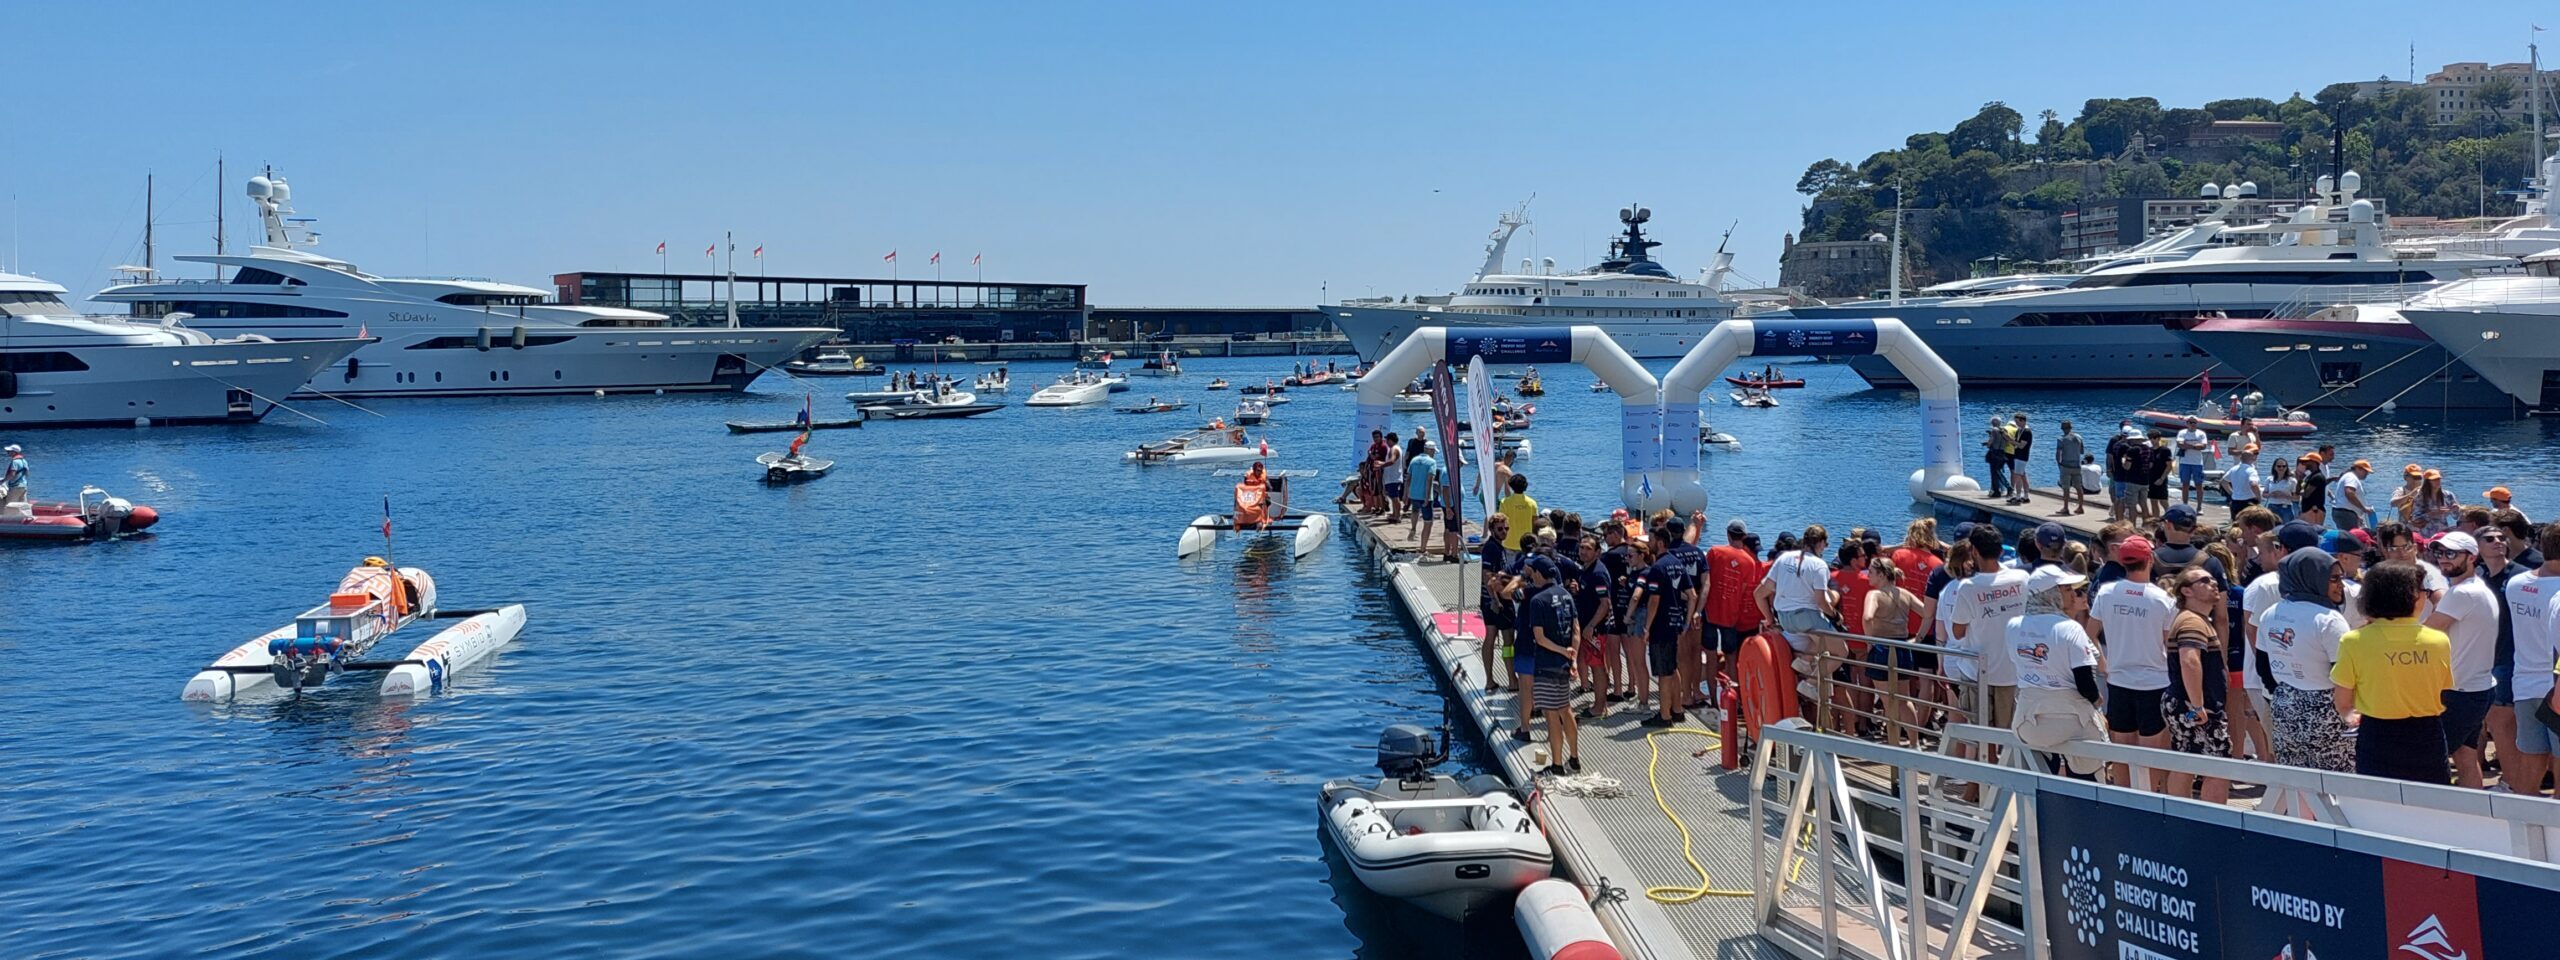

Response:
(2014, 686), (2107, 775)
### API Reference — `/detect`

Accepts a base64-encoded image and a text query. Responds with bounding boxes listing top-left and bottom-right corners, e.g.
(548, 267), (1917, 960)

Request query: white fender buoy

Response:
(380, 605), (527, 696)
(1515, 879), (1622, 960)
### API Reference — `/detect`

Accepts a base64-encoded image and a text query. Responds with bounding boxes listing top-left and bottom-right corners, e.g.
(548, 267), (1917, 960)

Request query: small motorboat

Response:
(1235, 398), (1270, 425)
(1075, 350), (1114, 371)
(2132, 408), (2317, 438)
(1590, 382), (1610, 392)
(1390, 392), (1433, 413)
(1320, 725), (1552, 921)
(1178, 468), (1328, 558)
(1103, 373), (1132, 393)
(1128, 426), (1272, 466)
(861, 386), (999, 420)
(1116, 400), (1190, 415)
(0, 486), (160, 541)
(1025, 373), (1114, 407)
(973, 369), (1011, 393)
(1241, 381), (1287, 395)
(1261, 393), (1292, 406)
(1206, 378), (1231, 390)
(1135, 350), (1184, 377)
(727, 416), (862, 433)
(844, 387), (927, 405)
(1516, 376), (1545, 396)
(782, 350), (884, 377)
(181, 559), (528, 702)
(1731, 390), (1779, 408)
(1701, 425), (1741, 449)
(756, 451), (834, 482)
(1725, 375), (1806, 389)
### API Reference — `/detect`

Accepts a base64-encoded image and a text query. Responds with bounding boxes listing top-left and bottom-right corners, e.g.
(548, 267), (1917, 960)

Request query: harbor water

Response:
(4, 355), (2555, 959)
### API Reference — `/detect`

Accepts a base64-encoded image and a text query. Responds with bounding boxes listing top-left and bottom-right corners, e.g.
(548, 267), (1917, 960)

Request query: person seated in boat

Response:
(1235, 462), (1278, 530)
(1228, 426), (1247, 445)
(787, 432), (809, 460)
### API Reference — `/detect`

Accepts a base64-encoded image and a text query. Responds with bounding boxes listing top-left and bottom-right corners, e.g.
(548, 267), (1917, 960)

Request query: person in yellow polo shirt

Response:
(2330, 560), (2455, 784)
(1496, 473), (1539, 550)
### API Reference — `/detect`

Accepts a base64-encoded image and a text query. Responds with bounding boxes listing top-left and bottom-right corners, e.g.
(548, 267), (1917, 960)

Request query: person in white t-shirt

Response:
(2175, 418), (2212, 509)
(2502, 523), (2560, 796)
(2090, 536), (2177, 777)
(1952, 525), (2031, 727)
(2376, 522), (2448, 620)
(1753, 525), (1838, 657)
(2259, 547), (2354, 772)
(2234, 536), (2286, 763)
(2225, 445), (2264, 512)
(2008, 566), (2106, 776)
(2333, 460), (2374, 532)
(2426, 531), (2502, 788)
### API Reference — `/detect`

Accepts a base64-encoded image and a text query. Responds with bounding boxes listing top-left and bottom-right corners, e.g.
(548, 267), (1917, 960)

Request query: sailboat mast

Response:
(1887, 181), (1905, 305)
(725, 230), (739, 329)
(143, 174), (155, 277)
(214, 155), (226, 280)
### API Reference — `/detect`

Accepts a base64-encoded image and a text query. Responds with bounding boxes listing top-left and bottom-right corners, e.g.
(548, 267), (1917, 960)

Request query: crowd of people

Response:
(1454, 445), (2560, 796)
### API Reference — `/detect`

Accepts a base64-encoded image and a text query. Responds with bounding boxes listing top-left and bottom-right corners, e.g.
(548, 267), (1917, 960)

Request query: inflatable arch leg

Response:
(1657, 318), (1978, 516)
(1352, 326), (1661, 512)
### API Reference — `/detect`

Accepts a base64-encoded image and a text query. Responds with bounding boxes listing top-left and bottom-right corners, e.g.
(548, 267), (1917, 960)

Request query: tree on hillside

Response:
(1943, 150), (2005, 206)
(2476, 78), (2520, 117)
(1950, 102), (2024, 160)
(2103, 162), (2172, 200)
(2076, 97), (2164, 157)
(2162, 107), (2212, 139)
(2205, 97), (2280, 121)
(2034, 109), (2066, 158)
(1796, 159), (1854, 195)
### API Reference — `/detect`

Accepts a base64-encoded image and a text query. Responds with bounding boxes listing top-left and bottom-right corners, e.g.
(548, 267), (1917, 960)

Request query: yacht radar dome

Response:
(2220, 184), (2240, 200)
(2199, 182), (2220, 199)
(2238, 181), (2259, 198)
(2339, 171), (2361, 195)
(2316, 175), (2335, 195)
(2349, 199), (2376, 223)
(245, 175), (273, 199)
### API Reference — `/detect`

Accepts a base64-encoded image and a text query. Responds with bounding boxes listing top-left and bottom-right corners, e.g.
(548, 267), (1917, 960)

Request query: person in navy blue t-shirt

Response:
(1633, 517), (1699, 728)
(1522, 556), (1582, 773)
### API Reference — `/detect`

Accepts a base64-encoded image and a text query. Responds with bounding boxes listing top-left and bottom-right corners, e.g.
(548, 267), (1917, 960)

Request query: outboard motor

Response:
(1375, 724), (1448, 782)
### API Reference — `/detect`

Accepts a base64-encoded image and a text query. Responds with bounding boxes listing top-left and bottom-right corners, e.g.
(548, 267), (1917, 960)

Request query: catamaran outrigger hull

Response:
(380, 605), (527, 696)
(1178, 513), (1330, 559)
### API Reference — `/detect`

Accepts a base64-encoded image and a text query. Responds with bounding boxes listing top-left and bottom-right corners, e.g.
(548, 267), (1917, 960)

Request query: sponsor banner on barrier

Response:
(2037, 789), (2560, 959)
(1751, 319), (1878, 357)
(1446, 327), (1574, 365)
(1920, 396), (1960, 469)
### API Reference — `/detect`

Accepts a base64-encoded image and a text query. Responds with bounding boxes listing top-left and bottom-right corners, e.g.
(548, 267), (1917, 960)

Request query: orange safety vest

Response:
(1235, 480), (1270, 526)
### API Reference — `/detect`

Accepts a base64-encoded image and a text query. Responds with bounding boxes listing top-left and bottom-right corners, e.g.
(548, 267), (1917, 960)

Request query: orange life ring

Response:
(1734, 632), (1798, 740)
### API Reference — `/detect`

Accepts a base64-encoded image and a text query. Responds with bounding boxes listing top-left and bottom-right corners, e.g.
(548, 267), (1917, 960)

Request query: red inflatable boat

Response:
(0, 487), (160, 541)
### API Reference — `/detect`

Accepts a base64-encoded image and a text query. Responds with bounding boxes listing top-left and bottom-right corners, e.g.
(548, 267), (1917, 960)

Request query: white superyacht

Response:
(1, 269), (366, 428)
(92, 171), (833, 398)
(1324, 205), (1742, 361)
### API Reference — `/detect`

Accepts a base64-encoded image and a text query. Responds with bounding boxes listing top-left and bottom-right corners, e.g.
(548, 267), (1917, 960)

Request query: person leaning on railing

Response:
(2007, 566), (2108, 778)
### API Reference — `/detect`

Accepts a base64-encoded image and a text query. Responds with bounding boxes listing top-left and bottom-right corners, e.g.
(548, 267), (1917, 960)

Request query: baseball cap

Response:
(2164, 504), (2198, 527)
(2424, 468), (2442, 481)
(2486, 486), (2515, 502)
(1988, 415), (2005, 427)
(2026, 566), (2090, 595)
(2116, 536), (2155, 563)
(2352, 459), (2372, 471)
(2404, 463), (2425, 477)
(2034, 522), (2067, 553)
(2276, 520), (2324, 551)
(2320, 531), (2359, 555)
(2348, 528), (2376, 548)
(1, 444), (16, 453)
(1610, 508), (1630, 520)
(2434, 531), (2479, 556)
(1726, 518), (1748, 537)
(1524, 555), (1560, 579)
(1952, 521), (1979, 541)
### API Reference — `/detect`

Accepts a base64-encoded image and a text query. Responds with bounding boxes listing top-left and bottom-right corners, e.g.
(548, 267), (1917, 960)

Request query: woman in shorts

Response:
(1861, 556), (1925, 745)
(2164, 568), (2234, 802)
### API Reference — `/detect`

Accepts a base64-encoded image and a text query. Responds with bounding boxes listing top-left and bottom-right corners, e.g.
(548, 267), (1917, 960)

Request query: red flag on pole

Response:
(655, 241), (666, 254)
(752, 246), (763, 259)
(883, 250), (897, 262)
(972, 253), (982, 265)
(930, 252), (940, 265)
(2200, 372), (2211, 402)
(705, 244), (715, 258)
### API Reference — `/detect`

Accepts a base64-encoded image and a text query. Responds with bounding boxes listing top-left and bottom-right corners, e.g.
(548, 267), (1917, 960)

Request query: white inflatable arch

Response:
(1354, 326), (1663, 510)
(1653, 317), (1975, 514)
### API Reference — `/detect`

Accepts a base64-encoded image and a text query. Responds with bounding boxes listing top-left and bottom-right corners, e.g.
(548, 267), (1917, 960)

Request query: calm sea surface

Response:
(3, 353), (2553, 959)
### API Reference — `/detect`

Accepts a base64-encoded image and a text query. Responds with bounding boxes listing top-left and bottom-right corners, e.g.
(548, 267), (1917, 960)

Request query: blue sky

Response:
(7, 2), (2553, 307)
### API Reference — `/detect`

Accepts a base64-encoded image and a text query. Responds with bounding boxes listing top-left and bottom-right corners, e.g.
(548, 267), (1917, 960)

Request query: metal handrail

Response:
(1798, 629), (1987, 752)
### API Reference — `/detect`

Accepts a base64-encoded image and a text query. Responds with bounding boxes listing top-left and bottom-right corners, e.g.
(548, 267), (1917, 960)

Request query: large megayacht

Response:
(1324, 204), (1746, 362)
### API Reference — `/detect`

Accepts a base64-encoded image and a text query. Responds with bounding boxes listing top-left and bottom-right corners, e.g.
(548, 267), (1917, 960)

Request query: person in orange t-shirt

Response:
(1702, 519), (1762, 691)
